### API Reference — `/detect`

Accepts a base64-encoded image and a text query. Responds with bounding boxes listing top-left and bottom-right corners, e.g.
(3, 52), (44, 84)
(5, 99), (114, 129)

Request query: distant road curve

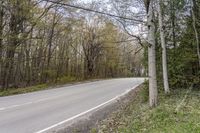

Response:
(0, 78), (145, 133)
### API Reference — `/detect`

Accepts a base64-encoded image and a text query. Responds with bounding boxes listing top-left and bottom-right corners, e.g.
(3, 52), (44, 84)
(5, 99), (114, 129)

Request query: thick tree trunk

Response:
(147, 0), (158, 107)
(157, 0), (170, 93)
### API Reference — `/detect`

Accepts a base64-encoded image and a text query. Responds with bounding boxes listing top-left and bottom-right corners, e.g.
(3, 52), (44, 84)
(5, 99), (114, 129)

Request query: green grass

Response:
(0, 84), (48, 97)
(0, 76), (92, 97)
(56, 76), (77, 84)
(96, 87), (200, 133)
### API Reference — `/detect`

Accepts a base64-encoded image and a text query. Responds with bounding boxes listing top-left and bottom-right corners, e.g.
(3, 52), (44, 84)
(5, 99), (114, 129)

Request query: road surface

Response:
(0, 78), (145, 133)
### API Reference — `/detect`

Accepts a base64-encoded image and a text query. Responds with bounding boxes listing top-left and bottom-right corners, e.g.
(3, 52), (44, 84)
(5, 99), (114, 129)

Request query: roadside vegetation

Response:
(0, 0), (200, 132)
(0, 76), (92, 96)
(0, 84), (48, 96)
(95, 85), (200, 133)
(0, 0), (143, 93)
(0, 76), (76, 96)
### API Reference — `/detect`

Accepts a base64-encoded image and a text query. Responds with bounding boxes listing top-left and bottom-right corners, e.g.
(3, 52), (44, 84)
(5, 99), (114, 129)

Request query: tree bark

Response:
(146, 0), (158, 107)
(45, 11), (57, 81)
(157, 0), (170, 93)
(192, 0), (200, 66)
(0, 1), (4, 86)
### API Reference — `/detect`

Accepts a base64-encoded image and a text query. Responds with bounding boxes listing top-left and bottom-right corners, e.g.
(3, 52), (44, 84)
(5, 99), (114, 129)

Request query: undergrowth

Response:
(95, 86), (200, 133)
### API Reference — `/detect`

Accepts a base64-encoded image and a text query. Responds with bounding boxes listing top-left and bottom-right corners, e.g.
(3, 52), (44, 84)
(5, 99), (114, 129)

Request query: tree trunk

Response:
(146, 0), (158, 107)
(192, 0), (200, 66)
(157, 0), (170, 93)
(2, 6), (19, 88)
(45, 11), (57, 81)
(0, 1), (4, 86)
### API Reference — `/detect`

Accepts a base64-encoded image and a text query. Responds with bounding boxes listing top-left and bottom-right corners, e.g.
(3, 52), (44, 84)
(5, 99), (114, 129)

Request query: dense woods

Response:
(142, 0), (200, 106)
(0, 0), (199, 108)
(112, 0), (200, 107)
(0, 0), (143, 89)
(148, 0), (200, 106)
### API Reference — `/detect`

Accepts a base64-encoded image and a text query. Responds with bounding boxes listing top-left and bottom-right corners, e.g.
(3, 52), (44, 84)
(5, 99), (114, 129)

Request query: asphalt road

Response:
(0, 78), (145, 133)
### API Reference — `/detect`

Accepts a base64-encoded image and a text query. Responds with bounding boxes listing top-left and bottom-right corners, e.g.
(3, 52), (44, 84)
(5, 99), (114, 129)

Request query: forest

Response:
(0, 0), (200, 132)
(0, 0), (199, 106)
(0, 0), (144, 90)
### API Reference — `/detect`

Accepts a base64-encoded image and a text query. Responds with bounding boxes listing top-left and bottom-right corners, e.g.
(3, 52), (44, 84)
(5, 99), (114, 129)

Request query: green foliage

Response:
(141, 14), (200, 89)
(43, 69), (57, 81)
(90, 128), (98, 133)
(141, 80), (149, 103)
(140, 0), (200, 90)
(57, 76), (77, 84)
(167, 19), (200, 88)
(1, 2), (142, 90)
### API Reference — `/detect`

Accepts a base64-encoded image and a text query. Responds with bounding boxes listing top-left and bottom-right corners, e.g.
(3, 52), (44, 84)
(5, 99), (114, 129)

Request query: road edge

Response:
(42, 83), (144, 133)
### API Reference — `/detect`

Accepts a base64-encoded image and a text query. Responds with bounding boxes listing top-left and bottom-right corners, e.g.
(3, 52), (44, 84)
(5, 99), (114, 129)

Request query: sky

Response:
(75, 0), (145, 36)
(78, 0), (107, 3)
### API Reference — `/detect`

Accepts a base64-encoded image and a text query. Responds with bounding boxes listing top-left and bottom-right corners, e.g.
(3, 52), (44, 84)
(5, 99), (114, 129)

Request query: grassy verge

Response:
(0, 76), (103, 97)
(0, 84), (48, 97)
(95, 86), (200, 133)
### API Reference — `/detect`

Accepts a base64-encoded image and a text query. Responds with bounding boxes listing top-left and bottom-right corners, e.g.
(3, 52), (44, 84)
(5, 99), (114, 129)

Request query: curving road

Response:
(0, 78), (145, 133)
